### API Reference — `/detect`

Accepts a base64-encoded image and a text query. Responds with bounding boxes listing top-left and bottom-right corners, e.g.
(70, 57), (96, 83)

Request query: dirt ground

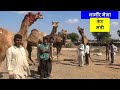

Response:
(0, 47), (120, 79)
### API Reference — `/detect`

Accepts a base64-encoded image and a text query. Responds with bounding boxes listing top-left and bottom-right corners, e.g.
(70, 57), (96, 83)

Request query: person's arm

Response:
(113, 45), (117, 52)
(79, 44), (84, 50)
(45, 45), (50, 53)
(39, 45), (45, 54)
(6, 48), (14, 76)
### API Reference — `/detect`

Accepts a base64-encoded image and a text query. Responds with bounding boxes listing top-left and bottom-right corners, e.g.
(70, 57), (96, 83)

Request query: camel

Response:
(27, 22), (67, 62)
(77, 26), (88, 45)
(53, 29), (68, 62)
(27, 29), (46, 61)
(0, 12), (43, 66)
(44, 22), (68, 61)
(45, 22), (59, 42)
(27, 22), (59, 61)
(45, 28), (68, 62)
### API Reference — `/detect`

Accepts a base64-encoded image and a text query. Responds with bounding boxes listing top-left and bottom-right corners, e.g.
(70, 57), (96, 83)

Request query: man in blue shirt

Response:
(38, 37), (50, 79)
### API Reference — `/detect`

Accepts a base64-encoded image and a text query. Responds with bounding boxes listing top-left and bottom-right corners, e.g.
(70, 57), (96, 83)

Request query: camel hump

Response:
(31, 29), (39, 33)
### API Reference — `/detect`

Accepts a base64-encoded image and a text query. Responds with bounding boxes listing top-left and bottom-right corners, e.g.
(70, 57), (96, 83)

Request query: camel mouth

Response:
(38, 14), (44, 19)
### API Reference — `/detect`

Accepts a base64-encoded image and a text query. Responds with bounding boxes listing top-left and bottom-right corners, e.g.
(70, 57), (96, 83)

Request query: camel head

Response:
(61, 29), (68, 46)
(35, 12), (44, 19)
(24, 12), (43, 27)
(51, 21), (59, 35)
(62, 29), (68, 37)
(77, 26), (84, 36)
(52, 21), (59, 28)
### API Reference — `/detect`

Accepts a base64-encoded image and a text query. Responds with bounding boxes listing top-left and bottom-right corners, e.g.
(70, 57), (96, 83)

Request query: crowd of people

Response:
(5, 34), (118, 79)
(78, 41), (118, 67)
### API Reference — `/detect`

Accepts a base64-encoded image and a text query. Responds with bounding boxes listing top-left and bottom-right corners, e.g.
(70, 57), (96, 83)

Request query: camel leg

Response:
(56, 48), (60, 64)
(106, 51), (109, 61)
(27, 46), (35, 65)
(57, 48), (59, 62)
(30, 52), (35, 65)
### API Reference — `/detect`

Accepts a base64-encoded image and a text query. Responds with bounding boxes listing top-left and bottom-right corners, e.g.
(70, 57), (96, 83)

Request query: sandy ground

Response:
(0, 47), (120, 79)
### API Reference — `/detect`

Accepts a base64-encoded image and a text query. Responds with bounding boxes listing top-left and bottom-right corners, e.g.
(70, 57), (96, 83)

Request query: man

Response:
(38, 37), (50, 79)
(85, 43), (90, 65)
(109, 41), (117, 64)
(106, 42), (110, 61)
(78, 41), (85, 66)
(6, 34), (30, 79)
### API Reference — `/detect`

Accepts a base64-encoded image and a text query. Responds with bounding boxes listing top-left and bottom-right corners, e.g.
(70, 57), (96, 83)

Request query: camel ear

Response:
(77, 26), (80, 30)
(52, 22), (54, 25)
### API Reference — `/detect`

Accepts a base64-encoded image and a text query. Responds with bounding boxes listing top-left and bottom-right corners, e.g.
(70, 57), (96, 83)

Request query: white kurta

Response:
(85, 45), (90, 54)
(6, 45), (31, 79)
(78, 43), (85, 66)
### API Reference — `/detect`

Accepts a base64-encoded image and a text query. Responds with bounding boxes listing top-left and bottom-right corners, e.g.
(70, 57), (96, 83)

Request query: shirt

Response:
(110, 44), (117, 53)
(6, 45), (30, 78)
(79, 43), (84, 51)
(39, 43), (50, 60)
(79, 43), (85, 56)
(85, 45), (90, 54)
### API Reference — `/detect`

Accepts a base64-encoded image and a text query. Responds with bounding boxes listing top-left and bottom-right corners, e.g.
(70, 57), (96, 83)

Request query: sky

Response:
(0, 11), (120, 40)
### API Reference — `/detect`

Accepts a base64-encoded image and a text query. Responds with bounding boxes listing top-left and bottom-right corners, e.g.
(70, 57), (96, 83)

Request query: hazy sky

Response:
(0, 11), (120, 40)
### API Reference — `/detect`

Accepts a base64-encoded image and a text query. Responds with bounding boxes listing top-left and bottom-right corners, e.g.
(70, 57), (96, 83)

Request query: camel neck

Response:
(50, 26), (57, 36)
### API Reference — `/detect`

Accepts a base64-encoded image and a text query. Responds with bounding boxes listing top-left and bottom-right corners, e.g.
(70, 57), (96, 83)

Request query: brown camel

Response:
(27, 22), (67, 62)
(27, 29), (46, 61)
(0, 12), (43, 66)
(77, 26), (88, 45)
(45, 28), (68, 62)
(44, 22), (68, 61)
(53, 29), (68, 62)
(45, 21), (59, 42)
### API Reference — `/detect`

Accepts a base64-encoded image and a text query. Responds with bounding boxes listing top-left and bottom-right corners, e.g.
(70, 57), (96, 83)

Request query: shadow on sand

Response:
(95, 63), (107, 65)
(93, 59), (108, 64)
(0, 73), (3, 78)
(108, 67), (120, 69)
(110, 64), (120, 66)
(29, 70), (40, 79)
(59, 62), (78, 66)
(0, 72), (7, 79)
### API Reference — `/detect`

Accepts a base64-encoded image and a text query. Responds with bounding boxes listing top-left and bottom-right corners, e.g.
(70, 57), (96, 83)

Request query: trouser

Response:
(110, 53), (114, 63)
(85, 53), (89, 65)
(40, 59), (49, 78)
(37, 58), (41, 75)
(47, 58), (52, 77)
(78, 51), (85, 66)
(106, 51), (110, 61)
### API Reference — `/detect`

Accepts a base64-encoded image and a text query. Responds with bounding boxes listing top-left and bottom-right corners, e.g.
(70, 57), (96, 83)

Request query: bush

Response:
(65, 43), (74, 48)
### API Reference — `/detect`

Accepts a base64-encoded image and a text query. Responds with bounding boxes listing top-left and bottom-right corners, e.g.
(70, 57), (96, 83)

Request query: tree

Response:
(67, 32), (79, 42)
(117, 30), (120, 37)
(111, 39), (120, 42)
(92, 32), (111, 43)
